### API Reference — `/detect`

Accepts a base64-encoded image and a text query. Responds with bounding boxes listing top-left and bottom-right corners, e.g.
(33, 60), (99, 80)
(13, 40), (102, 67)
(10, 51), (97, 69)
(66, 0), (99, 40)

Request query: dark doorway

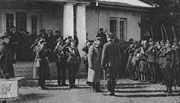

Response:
(16, 12), (27, 32)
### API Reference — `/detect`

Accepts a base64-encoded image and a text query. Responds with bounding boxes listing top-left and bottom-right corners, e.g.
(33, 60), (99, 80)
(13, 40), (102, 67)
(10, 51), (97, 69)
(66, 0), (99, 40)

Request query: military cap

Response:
(99, 28), (104, 31)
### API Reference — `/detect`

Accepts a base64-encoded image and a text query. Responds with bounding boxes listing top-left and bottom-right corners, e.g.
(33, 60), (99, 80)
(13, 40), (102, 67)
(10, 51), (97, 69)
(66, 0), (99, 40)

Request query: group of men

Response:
(125, 38), (180, 94)
(32, 28), (80, 89)
(1, 26), (179, 96)
(83, 28), (122, 96)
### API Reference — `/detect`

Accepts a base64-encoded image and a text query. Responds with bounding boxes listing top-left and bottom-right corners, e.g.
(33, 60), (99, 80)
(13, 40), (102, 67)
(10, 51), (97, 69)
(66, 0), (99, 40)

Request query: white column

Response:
(76, 4), (86, 56)
(63, 3), (74, 38)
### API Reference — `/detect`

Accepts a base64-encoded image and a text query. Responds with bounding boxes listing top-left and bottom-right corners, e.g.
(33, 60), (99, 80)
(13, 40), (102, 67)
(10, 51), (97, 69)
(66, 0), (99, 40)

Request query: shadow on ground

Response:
(11, 93), (51, 103)
(112, 92), (180, 97)
(18, 79), (39, 87)
(46, 84), (91, 90)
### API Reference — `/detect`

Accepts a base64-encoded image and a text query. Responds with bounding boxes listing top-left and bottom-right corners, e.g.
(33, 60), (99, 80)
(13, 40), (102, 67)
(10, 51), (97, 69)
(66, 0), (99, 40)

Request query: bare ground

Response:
(4, 79), (180, 103)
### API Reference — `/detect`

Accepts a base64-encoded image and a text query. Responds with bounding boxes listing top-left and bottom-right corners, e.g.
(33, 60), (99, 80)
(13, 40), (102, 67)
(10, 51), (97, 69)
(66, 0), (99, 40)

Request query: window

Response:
(31, 15), (37, 35)
(110, 19), (117, 35)
(6, 14), (14, 30)
(110, 18), (127, 40)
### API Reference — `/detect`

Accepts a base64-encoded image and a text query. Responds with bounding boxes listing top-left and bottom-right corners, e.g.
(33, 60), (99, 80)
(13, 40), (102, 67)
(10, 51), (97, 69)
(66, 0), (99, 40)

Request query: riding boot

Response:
(95, 83), (103, 92)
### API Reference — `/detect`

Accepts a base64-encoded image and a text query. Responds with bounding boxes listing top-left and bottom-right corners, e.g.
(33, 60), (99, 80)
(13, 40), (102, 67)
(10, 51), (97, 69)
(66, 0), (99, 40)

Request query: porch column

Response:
(76, 3), (86, 56)
(63, 3), (74, 38)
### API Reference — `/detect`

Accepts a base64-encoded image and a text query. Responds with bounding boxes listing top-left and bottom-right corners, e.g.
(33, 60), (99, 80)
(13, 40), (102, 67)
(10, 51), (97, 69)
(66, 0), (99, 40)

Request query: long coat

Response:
(0, 43), (14, 78)
(34, 44), (50, 80)
(101, 42), (121, 78)
(88, 44), (102, 83)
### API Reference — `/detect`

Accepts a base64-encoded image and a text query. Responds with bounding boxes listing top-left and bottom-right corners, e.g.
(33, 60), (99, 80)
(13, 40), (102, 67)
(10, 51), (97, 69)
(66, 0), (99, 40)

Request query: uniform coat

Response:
(34, 43), (50, 87)
(54, 40), (68, 85)
(101, 41), (121, 93)
(101, 42), (121, 78)
(0, 43), (14, 78)
(88, 44), (102, 83)
(66, 45), (80, 86)
(173, 45), (180, 85)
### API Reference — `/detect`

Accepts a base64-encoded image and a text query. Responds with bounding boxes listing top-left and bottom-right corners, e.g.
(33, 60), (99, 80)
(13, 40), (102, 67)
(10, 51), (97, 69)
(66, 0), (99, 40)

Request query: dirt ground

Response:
(3, 79), (180, 103)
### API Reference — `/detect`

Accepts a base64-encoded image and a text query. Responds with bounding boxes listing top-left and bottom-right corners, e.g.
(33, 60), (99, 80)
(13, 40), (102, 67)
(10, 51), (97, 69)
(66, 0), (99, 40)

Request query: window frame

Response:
(109, 17), (127, 41)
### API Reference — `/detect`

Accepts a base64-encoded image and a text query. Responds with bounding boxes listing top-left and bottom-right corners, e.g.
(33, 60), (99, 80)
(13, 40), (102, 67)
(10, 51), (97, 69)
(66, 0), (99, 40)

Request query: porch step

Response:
(12, 61), (87, 79)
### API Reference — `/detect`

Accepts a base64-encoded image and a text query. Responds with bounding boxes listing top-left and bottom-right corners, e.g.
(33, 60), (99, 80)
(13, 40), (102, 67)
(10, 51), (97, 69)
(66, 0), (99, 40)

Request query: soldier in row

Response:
(33, 37), (51, 89)
(0, 33), (15, 79)
(88, 36), (103, 92)
(125, 38), (180, 94)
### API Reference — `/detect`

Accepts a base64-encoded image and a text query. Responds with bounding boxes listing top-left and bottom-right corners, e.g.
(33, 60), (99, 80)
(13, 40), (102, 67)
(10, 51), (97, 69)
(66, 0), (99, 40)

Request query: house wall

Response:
(41, 5), (63, 34)
(0, 9), (42, 34)
(86, 7), (141, 41)
(0, 1), (64, 35)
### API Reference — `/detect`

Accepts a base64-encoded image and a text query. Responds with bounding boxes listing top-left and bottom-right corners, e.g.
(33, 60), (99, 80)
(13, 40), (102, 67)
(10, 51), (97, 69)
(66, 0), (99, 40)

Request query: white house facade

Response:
(0, 0), (151, 55)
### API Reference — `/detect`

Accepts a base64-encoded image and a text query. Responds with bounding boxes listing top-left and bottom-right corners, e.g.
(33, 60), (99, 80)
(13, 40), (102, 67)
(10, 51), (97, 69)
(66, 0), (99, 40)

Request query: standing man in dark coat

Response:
(88, 37), (102, 92)
(172, 39), (180, 86)
(54, 36), (68, 86)
(146, 40), (158, 83)
(162, 41), (175, 94)
(8, 27), (18, 62)
(0, 34), (15, 78)
(101, 34), (121, 96)
(34, 38), (50, 89)
(66, 40), (81, 88)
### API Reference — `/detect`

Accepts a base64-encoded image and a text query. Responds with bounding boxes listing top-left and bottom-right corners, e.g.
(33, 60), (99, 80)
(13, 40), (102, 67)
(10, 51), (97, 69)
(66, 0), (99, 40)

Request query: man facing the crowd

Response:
(101, 34), (121, 96)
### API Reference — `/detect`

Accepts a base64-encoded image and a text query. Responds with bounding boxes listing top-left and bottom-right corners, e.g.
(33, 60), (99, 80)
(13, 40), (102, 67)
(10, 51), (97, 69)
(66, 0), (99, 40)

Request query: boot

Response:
(95, 83), (103, 92)
(92, 83), (96, 91)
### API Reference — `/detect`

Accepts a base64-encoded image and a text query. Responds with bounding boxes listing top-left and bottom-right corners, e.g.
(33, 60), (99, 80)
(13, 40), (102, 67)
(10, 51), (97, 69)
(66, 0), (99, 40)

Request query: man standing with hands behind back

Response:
(101, 34), (121, 96)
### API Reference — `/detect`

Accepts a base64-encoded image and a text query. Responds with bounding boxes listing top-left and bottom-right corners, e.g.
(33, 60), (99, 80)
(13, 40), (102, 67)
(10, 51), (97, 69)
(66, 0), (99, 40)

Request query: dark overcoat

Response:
(101, 42), (121, 77)
(0, 43), (14, 78)
(88, 44), (102, 83)
(34, 44), (50, 79)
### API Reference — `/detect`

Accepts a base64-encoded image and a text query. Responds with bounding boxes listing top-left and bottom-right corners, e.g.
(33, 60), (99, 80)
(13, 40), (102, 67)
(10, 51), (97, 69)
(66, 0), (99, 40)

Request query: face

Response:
(48, 30), (53, 34)
(165, 42), (171, 47)
(70, 41), (75, 47)
(95, 39), (101, 46)
(149, 42), (153, 46)
(100, 29), (103, 33)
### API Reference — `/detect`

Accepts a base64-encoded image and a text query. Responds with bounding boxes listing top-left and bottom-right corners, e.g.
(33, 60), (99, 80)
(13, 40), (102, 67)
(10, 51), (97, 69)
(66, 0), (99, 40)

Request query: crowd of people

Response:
(0, 26), (180, 96)
(125, 38), (180, 94)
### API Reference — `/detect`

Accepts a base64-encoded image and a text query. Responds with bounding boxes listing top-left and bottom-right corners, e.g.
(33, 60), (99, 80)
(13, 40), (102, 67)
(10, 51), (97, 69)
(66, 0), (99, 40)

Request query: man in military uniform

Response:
(34, 38), (50, 89)
(54, 36), (68, 86)
(101, 34), (121, 96)
(8, 27), (18, 62)
(172, 38), (180, 86)
(0, 33), (15, 79)
(146, 40), (157, 83)
(66, 40), (81, 88)
(157, 40), (166, 84)
(88, 37), (102, 92)
(161, 40), (175, 94)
